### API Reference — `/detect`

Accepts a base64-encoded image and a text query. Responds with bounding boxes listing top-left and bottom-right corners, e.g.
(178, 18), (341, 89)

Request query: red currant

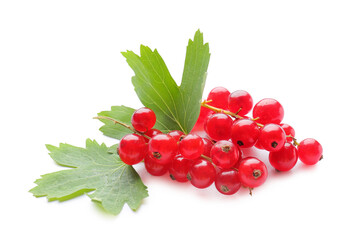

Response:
(253, 98), (284, 124)
(131, 107), (156, 133)
(238, 157), (268, 188)
(168, 130), (184, 142)
(179, 134), (204, 159)
(188, 159), (216, 189)
(215, 169), (241, 195)
(143, 128), (162, 143)
(210, 140), (240, 169)
(231, 119), (260, 148)
(207, 87), (230, 109)
(202, 138), (213, 157)
(119, 134), (147, 165)
(204, 113), (233, 141)
(258, 124), (286, 152)
(148, 134), (178, 165)
(228, 90), (253, 116)
(298, 138), (323, 165)
(144, 154), (170, 176)
(169, 155), (193, 182)
(280, 123), (295, 142)
(269, 142), (298, 171)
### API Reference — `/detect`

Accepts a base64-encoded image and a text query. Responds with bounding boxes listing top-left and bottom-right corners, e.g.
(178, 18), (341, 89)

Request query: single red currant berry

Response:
(148, 134), (178, 165)
(131, 107), (156, 133)
(188, 159), (216, 189)
(191, 106), (213, 133)
(252, 98), (284, 124)
(298, 138), (323, 165)
(207, 87), (231, 109)
(279, 123), (295, 142)
(169, 155), (193, 182)
(168, 130), (184, 142)
(231, 119), (260, 148)
(210, 140), (240, 169)
(258, 124), (286, 152)
(179, 134), (204, 159)
(204, 113), (233, 141)
(144, 154), (170, 176)
(269, 142), (298, 171)
(143, 128), (162, 143)
(228, 90), (253, 116)
(238, 157), (268, 188)
(202, 138), (213, 157)
(215, 169), (241, 195)
(119, 134), (147, 165)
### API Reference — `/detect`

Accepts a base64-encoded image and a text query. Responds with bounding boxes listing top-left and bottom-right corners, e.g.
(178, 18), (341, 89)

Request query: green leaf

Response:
(30, 139), (148, 215)
(122, 30), (210, 134)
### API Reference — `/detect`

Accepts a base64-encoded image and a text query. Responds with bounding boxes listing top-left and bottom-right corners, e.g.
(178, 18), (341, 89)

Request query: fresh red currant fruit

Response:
(144, 154), (170, 176)
(298, 138), (323, 165)
(215, 169), (241, 195)
(207, 87), (230, 109)
(228, 90), (253, 116)
(143, 128), (162, 143)
(252, 98), (284, 124)
(148, 134), (178, 165)
(238, 157), (268, 188)
(119, 134), (147, 165)
(280, 123), (295, 142)
(269, 142), (298, 171)
(210, 140), (240, 169)
(168, 130), (184, 142)
(204, 113), (233, 141)
(169, 155), (193, 182)
(179, 134), (204, 159)
(131, 107), (156, 133)
(231, 119), (260, 148)
(202, 138), (213, 157)
(191, 106), (213, 132)
(258, 124), (286, 152)
(188, 159), (216, 189)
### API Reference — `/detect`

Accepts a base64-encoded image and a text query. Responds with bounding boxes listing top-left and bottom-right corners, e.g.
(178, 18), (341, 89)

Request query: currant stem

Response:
(201, 154), (213, 162)
(93, 116), (151, 139)
(287, 135), (300, 146)
(201, 101), (264, 127)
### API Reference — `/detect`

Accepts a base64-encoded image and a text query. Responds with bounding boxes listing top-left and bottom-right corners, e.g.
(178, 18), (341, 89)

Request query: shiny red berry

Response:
(210, 140), (240, 169)
(143, 128), (162, 143)
(258, 124), (286, 152)
(215, 169), (241, 195)
(204, 113), (233, 141)
(131, 107), (156, 133)
(188, 159), (216, 189)
(238, 157), (268, 188)
(298, 138), (323, 165)
(253, 98), (284, 124)
(228, 90), (253, 116)
(202, 138), (213, 157)
(207, 87), (230, 110)
(144, 154), (170, 176)
(269, 142), (298, 171)
(179, 134), (204, 159)
(168, 130), (184, 142)
(119, 134), (147, 165)
(169, 155), (193, 182)
(148, 134), (178, 165)
(280, 123), (295, 142)
(231, 119), (260, 148)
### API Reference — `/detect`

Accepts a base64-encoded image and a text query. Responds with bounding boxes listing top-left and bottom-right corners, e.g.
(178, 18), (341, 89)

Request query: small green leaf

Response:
(30, 139), (148, 215)
(122, 30), (210, 134)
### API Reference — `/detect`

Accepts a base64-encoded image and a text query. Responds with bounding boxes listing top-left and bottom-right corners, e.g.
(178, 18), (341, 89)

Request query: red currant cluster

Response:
(117, 86), (323, 195)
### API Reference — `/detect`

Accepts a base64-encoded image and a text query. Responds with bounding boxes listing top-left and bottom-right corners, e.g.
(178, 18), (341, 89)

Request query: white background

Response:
(1, 0), (351, 239)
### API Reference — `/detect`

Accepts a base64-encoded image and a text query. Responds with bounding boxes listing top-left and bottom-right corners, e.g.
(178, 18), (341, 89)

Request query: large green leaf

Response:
(122, 30), (210, 134)
(30, 139), (148, 215)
